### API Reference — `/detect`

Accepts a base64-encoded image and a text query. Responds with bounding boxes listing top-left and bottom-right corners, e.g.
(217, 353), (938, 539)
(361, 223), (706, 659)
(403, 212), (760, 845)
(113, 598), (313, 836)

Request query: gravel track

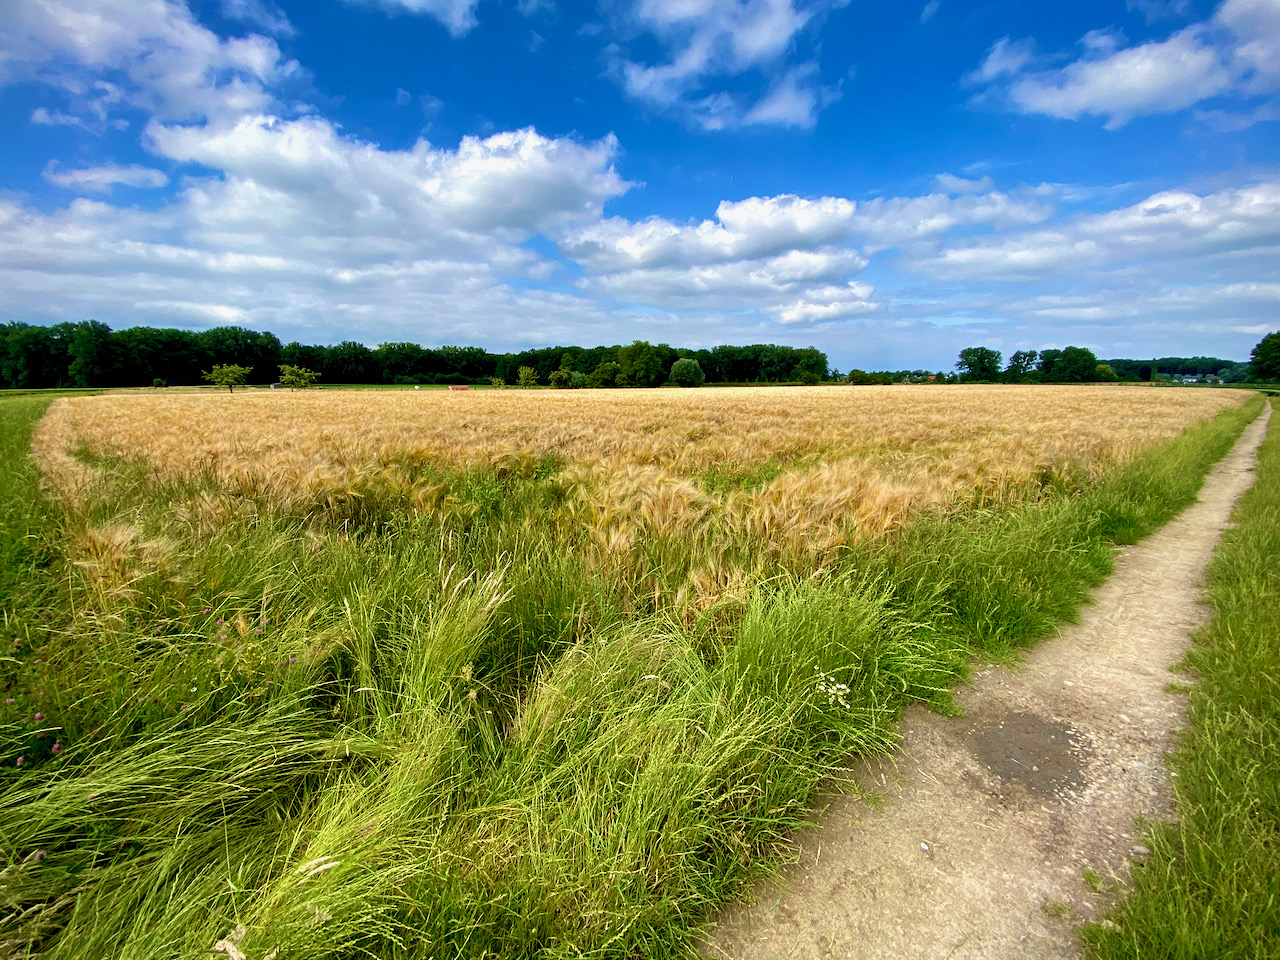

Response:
(707, 400), (1272, 960)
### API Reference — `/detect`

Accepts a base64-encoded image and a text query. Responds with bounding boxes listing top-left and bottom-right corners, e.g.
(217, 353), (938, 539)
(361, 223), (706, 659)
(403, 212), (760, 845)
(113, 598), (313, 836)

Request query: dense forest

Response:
(0, 321), (829, 389)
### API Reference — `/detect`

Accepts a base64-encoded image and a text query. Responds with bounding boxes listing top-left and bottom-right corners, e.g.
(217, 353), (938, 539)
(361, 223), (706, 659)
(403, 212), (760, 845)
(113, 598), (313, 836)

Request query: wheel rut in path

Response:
(706, 401), (1272, 960)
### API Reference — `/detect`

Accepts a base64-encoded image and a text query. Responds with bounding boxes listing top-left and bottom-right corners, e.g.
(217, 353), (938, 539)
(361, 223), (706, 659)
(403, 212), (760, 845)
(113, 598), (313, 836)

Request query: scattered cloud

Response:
(419, 92), (444, 119)
(561, 181), (1058, 323)
(1192, 102), (1280, 130)
(565, 195), (858, 273)
(2, 0), (1276, 363)
(42, 161), (170, 191)
(909, 179), (1280, 281)
(969, 0), (1280, 128)
(219, 0), (294, 36)
(1011, 27), (1230, 128)
(0, 118), (631, 344)
(606, 0), (841, 130)
(1127, 0), (1192, 24)
(849, 184), (1052, 252)
(345, 0), (481, 37)
(517, 0), (555, 17)
(920, 1), (939, 25)
(146, 117), (629, 236)
(31, 106), (91, 130)
(0, 0), (298, 125)
(740, 63), (840, 129)
(966, 36), (1035, 85)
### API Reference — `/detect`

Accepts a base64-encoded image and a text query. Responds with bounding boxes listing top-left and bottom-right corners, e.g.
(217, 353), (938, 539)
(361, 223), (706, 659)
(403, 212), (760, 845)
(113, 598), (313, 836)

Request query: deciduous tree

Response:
(1004, 350), (1038, 380)
(68, 320), (115, 387)
(669, 357), (705, 387)
(203, 363), (252, 393)
(278, 364), (320, 390)
(1251, 331), (1280, 380)
(956, 346), (1002, 381)
(619, 340), (667, 387)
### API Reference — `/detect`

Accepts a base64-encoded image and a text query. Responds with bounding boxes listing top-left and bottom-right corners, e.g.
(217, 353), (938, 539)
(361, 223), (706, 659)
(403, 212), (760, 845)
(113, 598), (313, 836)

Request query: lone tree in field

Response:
(517, 366), (539, 388)
(956, 347), (1002, 381)
(669, 357), (706, 387)
(278, 364), (320, 390)
(203, 363), (252, 393)
(1252, 331), (1280, 380)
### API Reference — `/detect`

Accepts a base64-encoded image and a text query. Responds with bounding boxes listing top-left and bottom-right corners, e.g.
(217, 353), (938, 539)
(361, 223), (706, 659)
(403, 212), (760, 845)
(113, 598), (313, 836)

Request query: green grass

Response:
(0, 396), (63, 647)
(0, 389), (100, 399)
(0, 394), (1265, 959)
(1083, 401), (1280, 960)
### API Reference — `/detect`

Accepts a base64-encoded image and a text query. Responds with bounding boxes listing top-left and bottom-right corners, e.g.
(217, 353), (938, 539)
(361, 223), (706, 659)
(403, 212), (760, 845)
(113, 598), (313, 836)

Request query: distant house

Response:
(1205, 374), (1223, 384)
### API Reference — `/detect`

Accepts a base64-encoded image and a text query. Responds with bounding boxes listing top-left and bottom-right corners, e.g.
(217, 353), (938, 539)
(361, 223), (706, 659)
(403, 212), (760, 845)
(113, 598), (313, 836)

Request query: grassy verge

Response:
(0, 395), (1264, 960)
(1083, 401), (1279, 959)
(0, 396), (61, 624)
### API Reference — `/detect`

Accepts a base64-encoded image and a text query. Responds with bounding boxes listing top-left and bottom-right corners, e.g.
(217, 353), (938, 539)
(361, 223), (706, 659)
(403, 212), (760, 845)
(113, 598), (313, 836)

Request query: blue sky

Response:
(1, 0), (1277, 370)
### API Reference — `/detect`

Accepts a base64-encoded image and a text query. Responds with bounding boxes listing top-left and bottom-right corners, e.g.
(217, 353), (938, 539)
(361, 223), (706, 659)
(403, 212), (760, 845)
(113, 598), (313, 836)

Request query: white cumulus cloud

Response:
(969, 0), (1280, 128)
(563, 194), (870, 321)
(0, 0), (297, 123)
(915, 180), (1280, 279)
(0, 113), (632, 345)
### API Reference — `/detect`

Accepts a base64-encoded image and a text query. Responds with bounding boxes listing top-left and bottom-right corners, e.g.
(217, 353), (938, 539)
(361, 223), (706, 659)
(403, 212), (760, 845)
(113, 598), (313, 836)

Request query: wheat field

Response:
(35, 383), (1242, 508)
(32, 384), (1248, 607)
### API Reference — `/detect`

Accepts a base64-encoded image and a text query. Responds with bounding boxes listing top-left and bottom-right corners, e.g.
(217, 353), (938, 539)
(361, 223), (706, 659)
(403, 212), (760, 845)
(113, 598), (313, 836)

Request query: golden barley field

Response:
(34, 385), (1247, 570)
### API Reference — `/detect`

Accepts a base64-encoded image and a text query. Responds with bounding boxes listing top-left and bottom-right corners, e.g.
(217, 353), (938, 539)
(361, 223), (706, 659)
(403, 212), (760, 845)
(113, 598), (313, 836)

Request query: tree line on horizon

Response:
(952, 344), (1269, 384)
(2, 320), (1274, 391)
(0, 321), (829, 389)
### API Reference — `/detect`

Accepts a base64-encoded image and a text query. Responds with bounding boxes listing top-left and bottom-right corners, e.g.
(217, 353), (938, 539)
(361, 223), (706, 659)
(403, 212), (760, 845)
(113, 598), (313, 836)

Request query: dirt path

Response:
(707, 401), (1271, 960)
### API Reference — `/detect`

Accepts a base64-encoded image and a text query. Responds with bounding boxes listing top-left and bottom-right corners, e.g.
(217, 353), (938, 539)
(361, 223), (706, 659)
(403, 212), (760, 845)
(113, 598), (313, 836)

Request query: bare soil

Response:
(706, 402), (1271, 960)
